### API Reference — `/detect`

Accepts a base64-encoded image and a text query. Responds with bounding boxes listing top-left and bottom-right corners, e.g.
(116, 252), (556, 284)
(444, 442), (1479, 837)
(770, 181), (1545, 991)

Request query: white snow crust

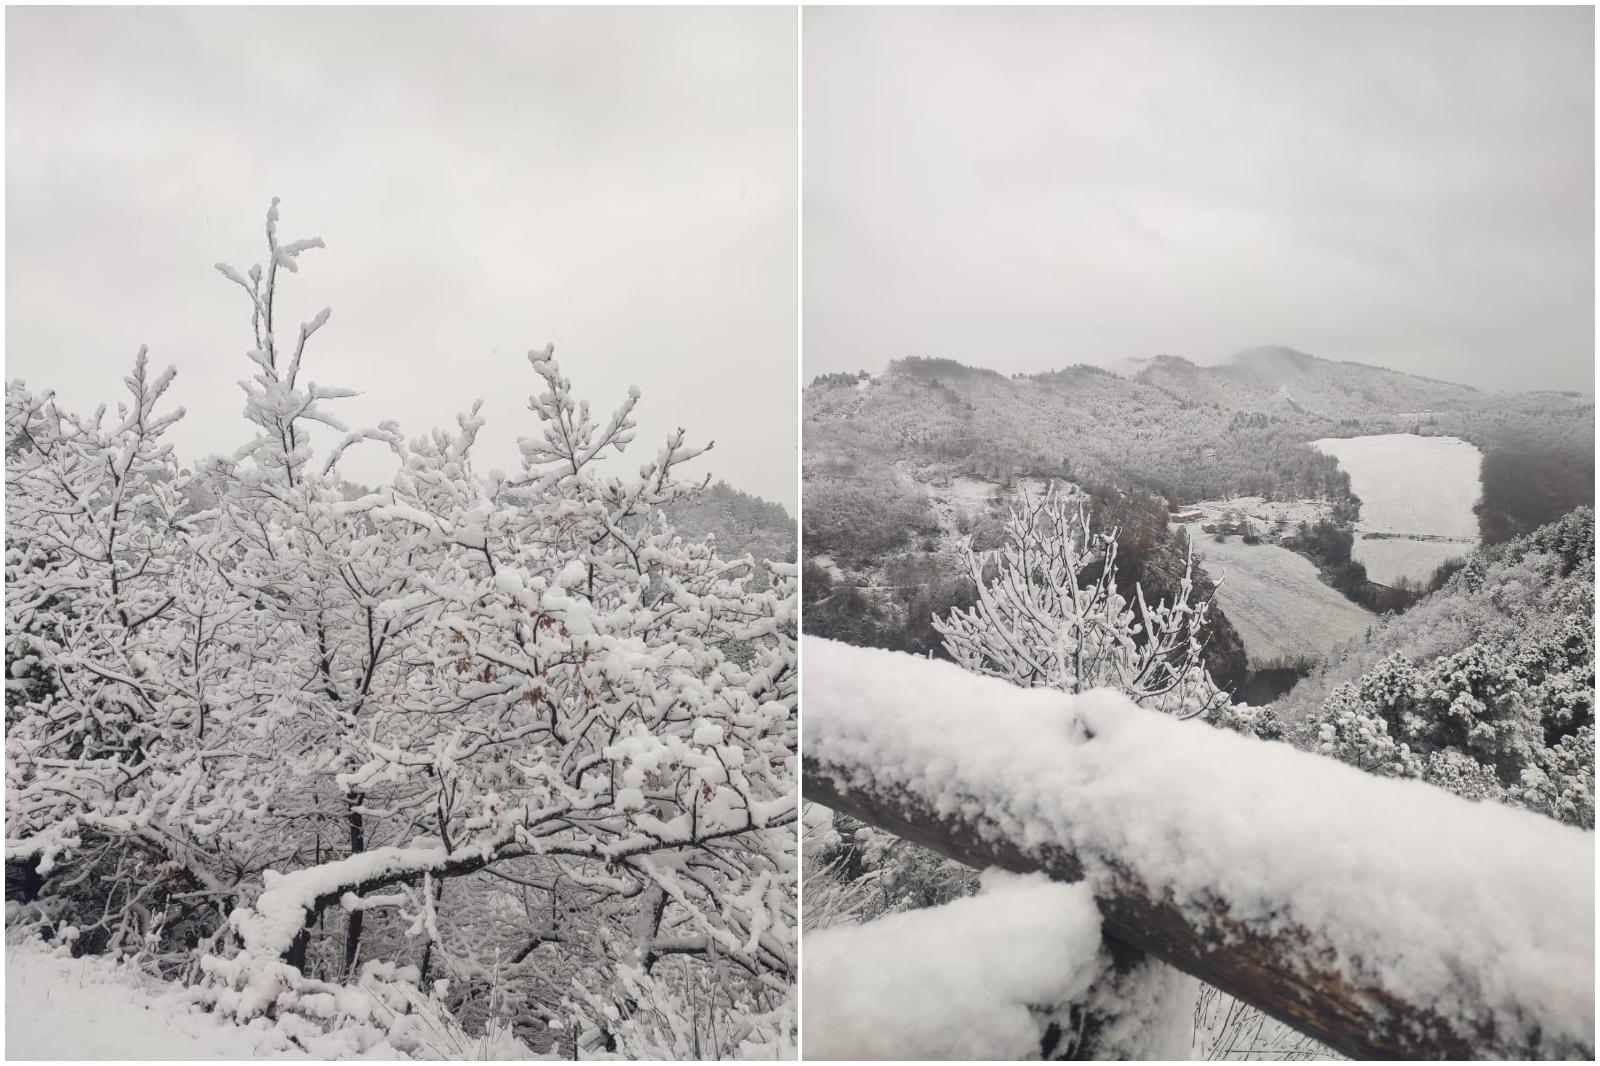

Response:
(1310, 434), (1481, 539)
(802, 871), (1105, 1060)
(5, 944), (313, 1060)
(1312, 434), (1482, 584)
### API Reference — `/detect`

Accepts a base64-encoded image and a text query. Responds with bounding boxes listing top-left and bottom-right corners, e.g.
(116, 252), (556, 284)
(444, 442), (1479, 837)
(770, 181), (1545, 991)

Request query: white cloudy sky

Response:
(7, 6), (798, 508)
(804, 6), (1594, 394)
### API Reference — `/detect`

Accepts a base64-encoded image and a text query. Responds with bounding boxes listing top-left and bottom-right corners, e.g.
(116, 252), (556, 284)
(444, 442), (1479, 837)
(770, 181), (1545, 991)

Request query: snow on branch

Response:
(10, 201), (797, 1058)
(802, 637), (1594, 1060)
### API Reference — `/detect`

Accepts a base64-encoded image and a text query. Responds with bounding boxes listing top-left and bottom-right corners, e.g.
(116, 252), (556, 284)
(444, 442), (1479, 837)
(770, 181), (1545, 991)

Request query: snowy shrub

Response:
(935, 485), (1229, 719)
(1190, 984), (1336, 1061)
(800, 809), (978, 934)
(1307, 682), (1424, 779)
(6, 201), (797, 1055)
(1204, 699), (1286, 741)
(1294, 512), (1595, 828)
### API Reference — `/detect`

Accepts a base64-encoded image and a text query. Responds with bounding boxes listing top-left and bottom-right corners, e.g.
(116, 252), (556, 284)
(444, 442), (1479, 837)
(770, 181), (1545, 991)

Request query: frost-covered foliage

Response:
(6, 202), (797, 1058)
(1190, 985), (1335, 1061)
(800, 805), (978, 935)
(1292, 508), (1595, 828)
(935, 487), (1232, 721)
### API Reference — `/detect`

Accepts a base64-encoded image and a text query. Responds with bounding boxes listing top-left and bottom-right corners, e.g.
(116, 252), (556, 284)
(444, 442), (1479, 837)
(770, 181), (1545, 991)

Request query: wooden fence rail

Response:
(801, 638), (1595, 1060)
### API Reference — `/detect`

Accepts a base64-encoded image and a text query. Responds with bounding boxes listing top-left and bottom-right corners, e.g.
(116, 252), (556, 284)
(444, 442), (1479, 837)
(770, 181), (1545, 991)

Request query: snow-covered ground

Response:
(1183, 495), (1335, 531)
(5, 944), (309, 1060)
(1311, 434), (1481, 585)
(1176, 513), (1376, 667)
(4, 941), (547, 1060)
(939, 475), (1006, 510)
(920, 473), (1071, 518)
(1347, 537), (1470, 589)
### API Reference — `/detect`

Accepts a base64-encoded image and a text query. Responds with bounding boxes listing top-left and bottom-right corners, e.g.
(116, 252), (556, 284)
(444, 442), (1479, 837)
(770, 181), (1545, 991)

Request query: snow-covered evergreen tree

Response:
(1298, 508), (1595, 828)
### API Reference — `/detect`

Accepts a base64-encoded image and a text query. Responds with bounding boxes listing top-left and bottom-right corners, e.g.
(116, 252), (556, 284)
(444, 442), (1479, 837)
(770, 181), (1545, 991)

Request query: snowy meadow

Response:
(1310, 434), (1482, 586)
(5, 204), (799, 1059)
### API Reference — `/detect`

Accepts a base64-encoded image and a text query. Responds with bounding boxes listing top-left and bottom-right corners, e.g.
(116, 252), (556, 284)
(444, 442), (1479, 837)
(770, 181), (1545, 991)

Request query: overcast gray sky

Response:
(804, 6), (1594, 394)
(8, 6), (797, 509)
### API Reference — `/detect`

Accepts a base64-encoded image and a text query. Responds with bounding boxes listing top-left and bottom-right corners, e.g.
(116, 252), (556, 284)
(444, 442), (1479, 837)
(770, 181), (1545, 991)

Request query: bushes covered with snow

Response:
(1291, 508), (1595, 827)
(5, 202), (797, 1057)
(934, 487), (1232, 721)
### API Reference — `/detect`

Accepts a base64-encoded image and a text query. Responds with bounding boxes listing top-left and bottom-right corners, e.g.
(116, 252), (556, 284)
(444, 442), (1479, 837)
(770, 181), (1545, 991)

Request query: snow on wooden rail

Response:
(801, 638), (1595, 1060)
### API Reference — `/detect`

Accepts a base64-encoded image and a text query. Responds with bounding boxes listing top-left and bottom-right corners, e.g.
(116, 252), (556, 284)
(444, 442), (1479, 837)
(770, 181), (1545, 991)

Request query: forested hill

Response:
(171, 472), (795, 565)
(1282, 508), (1596, 829)
(806, 347), (1593, 542)
(666, 479), (796, 562)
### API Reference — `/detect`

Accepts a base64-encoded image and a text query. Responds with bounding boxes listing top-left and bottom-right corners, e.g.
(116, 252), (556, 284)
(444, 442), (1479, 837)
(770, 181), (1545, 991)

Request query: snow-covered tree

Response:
(1297, 510), (1595, 829)
(5, 353), (260, 961)
(7, 201), (798, 1058)
(935, 486), (1230, 720)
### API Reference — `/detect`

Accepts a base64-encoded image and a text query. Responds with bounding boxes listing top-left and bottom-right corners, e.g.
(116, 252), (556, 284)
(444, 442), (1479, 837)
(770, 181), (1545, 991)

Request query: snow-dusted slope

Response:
(5, 945), (309, 1060)
(1177, 516), (1376, 667)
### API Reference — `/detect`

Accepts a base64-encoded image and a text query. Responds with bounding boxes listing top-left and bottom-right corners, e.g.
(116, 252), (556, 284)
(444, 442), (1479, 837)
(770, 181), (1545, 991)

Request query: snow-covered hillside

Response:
(1176, 511), (1375, 667)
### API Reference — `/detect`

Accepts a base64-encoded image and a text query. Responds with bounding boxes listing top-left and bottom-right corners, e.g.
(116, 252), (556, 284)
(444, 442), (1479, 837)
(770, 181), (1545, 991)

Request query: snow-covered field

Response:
(1311, 434), (1481, 585)
(1178, 516), (1376, 667)
(940, 475), (1006, 510)
(5, 945), (308, 1060)
(1185, 495), (1336, 531)
(1349, 538), (1470, 589)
